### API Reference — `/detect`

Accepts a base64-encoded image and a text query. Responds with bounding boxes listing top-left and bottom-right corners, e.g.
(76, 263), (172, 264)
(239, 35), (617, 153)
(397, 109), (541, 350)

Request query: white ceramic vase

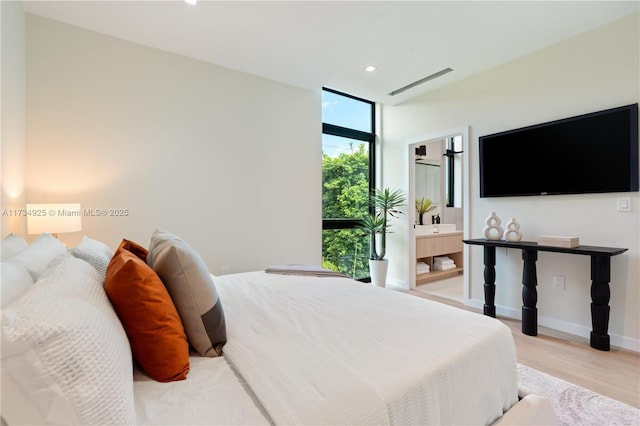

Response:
(369, 259), (388, 287)
(504, 218), (523, 242)
(483, 211), (504, 240)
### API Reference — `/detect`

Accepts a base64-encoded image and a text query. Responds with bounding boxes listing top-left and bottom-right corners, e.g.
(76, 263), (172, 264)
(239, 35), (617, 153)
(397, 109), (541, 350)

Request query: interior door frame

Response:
(405, 126), (470, 296)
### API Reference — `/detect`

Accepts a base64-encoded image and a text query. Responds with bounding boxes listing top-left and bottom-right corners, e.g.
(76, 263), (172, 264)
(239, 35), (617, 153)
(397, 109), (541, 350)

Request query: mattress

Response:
(134, 271), (519, 425)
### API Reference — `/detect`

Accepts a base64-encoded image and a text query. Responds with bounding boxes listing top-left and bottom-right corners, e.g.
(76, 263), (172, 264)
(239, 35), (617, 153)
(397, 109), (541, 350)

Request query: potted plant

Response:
(359, 187), (406, 287)
(415, 197), (436, 225)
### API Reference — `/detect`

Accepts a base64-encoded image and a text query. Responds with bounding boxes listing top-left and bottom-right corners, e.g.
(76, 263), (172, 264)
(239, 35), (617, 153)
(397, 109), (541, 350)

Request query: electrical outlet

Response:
(617, 197), (631, 212)
(221, 266), (230, 275)
(552, 275), (566, 290)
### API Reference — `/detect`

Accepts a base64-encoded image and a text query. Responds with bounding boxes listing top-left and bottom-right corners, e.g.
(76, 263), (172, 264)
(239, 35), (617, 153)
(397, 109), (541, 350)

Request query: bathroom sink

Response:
(415, 224), (457, 235)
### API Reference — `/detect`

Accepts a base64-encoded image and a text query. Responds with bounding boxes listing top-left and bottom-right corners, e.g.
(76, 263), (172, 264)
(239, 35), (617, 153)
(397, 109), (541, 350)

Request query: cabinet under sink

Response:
(416, 231), (463, 284)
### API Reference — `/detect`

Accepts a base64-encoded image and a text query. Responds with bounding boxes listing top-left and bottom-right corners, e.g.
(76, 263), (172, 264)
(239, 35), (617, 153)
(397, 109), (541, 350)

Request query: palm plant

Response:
(415, 197), (436, 225)
(359, 187), (406, 260)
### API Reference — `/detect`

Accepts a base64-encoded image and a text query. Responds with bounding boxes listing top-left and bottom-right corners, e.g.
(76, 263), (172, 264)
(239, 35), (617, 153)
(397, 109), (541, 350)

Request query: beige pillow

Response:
(147, 229), (226, 357)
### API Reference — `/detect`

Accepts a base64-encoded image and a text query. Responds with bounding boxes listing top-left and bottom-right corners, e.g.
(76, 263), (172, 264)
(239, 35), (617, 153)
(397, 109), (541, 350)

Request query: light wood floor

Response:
(408, 290), (640, 408)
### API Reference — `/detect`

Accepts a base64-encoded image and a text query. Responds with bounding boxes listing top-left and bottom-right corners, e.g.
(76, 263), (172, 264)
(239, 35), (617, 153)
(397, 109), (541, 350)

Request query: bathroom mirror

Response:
(415, 139), (443, 224)
(415, 161), (440, 203)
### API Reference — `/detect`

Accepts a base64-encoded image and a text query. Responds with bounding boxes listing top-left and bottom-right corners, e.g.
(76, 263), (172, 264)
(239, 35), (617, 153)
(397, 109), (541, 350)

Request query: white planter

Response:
(369, 259), (389, 287)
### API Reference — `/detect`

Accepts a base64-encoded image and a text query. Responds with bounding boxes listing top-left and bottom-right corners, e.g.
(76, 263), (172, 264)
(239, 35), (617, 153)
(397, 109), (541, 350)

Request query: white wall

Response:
(25, 14), (322, 274)
(382, 13), (640, 350)
(1, 1), (27, 237)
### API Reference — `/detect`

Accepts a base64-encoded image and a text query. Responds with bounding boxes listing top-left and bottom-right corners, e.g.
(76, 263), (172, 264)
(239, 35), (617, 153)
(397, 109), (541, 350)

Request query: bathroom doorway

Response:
(406, 127), (469, 300)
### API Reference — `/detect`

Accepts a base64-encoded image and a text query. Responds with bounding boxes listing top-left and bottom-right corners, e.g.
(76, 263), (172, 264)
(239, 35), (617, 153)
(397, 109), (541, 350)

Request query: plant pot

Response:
(369, 259), (388, 287)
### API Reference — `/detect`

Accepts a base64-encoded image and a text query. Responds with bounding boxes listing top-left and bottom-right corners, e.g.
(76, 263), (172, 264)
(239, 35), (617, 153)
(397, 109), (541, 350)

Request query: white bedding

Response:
(2, 234), (537, 425)
(133, 356), (271, 425)
(215, 271), (519, 425)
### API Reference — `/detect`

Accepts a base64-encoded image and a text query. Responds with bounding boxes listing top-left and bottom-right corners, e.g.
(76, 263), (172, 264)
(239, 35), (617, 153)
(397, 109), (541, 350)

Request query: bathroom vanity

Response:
(416, 229), (464, 284)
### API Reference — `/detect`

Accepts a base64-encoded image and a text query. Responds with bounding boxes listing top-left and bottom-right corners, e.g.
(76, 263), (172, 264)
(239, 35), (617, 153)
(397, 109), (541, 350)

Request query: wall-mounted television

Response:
(479, 103), (639, 198)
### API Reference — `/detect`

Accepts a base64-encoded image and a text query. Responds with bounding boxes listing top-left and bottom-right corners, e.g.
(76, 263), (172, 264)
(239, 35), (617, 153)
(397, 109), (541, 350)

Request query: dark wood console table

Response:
(463, 238), (627, 351)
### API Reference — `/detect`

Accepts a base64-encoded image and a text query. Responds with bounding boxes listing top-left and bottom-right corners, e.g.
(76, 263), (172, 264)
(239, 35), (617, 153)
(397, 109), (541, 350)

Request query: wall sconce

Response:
(26, 203), (82, 238)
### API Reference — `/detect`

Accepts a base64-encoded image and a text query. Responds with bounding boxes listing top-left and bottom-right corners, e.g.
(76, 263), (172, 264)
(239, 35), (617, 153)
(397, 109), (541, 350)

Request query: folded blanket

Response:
(265, 264), (347, 278)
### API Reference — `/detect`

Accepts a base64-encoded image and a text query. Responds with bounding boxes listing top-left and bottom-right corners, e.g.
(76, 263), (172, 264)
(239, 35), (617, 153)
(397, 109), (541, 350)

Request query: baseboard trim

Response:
(464, 298), (639, 353)
(386, 278), (408, 290)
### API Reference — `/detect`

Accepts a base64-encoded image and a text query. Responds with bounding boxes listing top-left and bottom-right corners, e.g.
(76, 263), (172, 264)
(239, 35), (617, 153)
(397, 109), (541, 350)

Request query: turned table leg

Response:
(483, 246), (496, 318)
(521, 249), (538, 336)
(590, 255), (611, 351)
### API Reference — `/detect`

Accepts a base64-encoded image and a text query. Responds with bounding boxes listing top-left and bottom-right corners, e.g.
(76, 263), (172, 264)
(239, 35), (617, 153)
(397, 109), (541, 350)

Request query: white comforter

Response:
(215, 272), (518, 425)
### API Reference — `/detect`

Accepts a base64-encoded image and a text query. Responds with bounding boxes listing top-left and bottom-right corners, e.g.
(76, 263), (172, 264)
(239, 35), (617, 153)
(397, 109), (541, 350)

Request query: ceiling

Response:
(21, 1), (640, 105)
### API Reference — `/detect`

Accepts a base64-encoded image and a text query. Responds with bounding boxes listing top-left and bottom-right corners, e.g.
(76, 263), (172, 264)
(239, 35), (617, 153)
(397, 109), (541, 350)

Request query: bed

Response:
(1, 231), (556, 425)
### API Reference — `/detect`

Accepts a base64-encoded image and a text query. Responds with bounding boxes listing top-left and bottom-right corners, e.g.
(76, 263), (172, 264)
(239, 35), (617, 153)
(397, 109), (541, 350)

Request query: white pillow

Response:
(1, 253), (136, 425)
(1, 233), (28, 259)
(70, 236), (113, 280)
(0, 261), (34, 308)
(8, 233), (66, 279)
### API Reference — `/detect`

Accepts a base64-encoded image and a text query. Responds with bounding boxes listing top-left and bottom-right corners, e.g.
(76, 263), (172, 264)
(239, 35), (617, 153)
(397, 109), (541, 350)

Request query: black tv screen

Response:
(479, 104), (639, 197)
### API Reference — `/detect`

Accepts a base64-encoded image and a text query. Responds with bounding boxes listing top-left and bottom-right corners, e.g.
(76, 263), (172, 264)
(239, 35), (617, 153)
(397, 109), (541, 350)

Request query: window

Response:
(444, 135), (463, 208)
(321, 88), (375, 280)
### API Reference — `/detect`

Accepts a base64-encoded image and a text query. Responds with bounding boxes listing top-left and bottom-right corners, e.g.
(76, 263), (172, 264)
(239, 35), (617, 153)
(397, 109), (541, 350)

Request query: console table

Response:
(463, 239), (628, 351)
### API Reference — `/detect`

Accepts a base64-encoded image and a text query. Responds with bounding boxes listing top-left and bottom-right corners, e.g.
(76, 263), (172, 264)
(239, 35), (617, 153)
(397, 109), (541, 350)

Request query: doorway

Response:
(406, 127), (470, 300)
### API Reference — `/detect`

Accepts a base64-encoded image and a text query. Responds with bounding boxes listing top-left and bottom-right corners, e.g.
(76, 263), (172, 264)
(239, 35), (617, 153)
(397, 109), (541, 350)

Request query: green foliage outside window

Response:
(321, 144), (370, 279)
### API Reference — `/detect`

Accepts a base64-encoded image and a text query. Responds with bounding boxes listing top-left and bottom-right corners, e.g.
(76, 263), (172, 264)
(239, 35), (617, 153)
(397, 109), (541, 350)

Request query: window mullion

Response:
(323, 123), (374, 142)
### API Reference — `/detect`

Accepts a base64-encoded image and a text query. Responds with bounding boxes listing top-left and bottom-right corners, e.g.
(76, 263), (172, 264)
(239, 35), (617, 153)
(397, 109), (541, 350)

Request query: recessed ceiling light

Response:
(184, 0), (197, 5)
(365, 65), (377, 72)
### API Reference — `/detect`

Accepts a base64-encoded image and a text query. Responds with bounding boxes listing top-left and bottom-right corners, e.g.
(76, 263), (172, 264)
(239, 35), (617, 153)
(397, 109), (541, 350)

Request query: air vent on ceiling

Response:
(388, 67), (453, 96)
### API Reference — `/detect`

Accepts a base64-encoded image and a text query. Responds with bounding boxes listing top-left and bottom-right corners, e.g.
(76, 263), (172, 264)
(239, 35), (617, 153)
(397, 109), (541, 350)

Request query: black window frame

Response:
(445, 138), (455, 208)
(444, 136), (463, 208)
(321, 87), (376, 279)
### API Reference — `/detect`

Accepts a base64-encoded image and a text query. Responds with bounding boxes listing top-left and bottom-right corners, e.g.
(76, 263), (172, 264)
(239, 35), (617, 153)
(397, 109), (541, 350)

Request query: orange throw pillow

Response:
(105, 239), (189, 382)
